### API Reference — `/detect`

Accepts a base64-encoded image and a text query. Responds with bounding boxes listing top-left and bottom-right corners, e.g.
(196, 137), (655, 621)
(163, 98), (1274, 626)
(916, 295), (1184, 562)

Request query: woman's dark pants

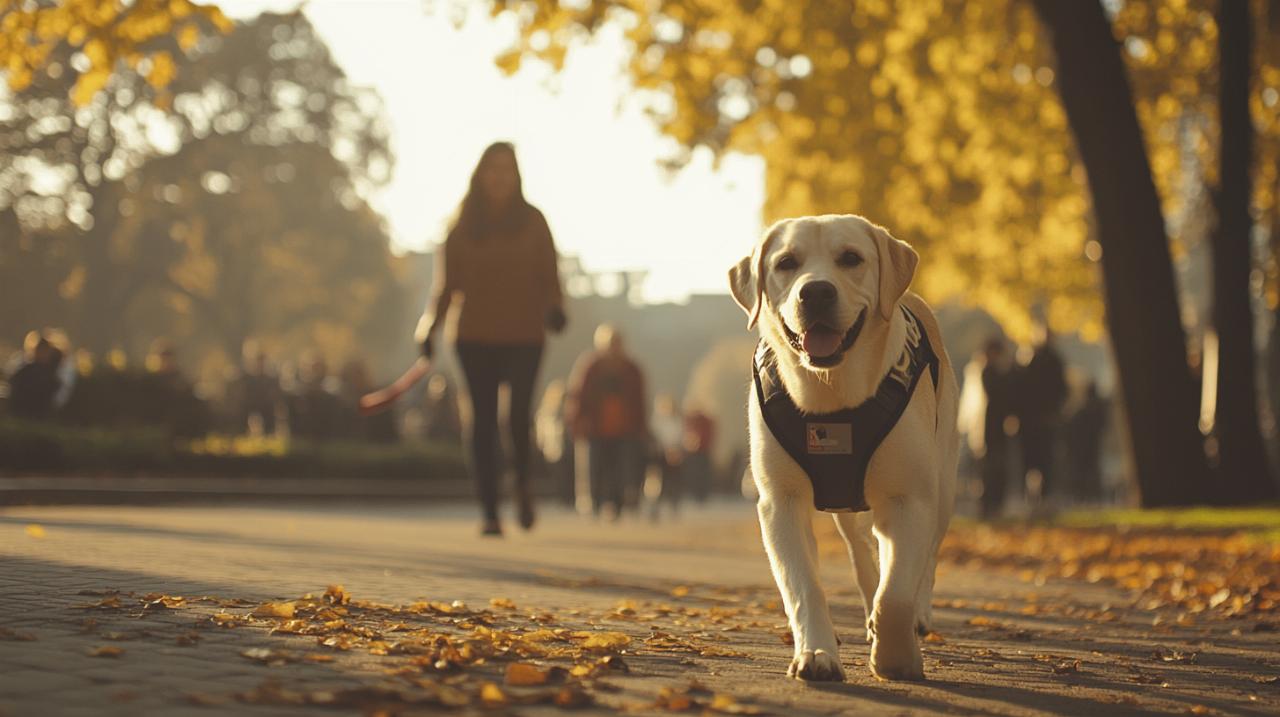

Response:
(455, 343), (543, 522)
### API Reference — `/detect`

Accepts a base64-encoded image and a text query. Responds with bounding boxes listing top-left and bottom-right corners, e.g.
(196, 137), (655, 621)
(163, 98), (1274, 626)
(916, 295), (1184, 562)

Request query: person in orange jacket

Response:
(565, 325), (648, 519)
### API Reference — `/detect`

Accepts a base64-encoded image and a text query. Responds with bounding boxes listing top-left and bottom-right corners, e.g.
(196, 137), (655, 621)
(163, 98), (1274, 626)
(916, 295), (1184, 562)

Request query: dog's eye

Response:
(837, 250), (864, 268)
(774, 254), (799, 272)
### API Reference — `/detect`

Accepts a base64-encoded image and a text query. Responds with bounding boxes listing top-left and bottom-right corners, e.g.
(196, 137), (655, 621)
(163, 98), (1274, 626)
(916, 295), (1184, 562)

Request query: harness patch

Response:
(752, 307), (941, 513)
(806, 423), (852, 454)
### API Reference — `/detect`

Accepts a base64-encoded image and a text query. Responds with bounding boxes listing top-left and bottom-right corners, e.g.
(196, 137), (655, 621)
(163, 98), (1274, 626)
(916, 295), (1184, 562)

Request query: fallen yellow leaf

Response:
(1052, 659), (1081, 674)
(655, 686), (694, 711)
(505, 662), (551, 686)
(269, 619), (308, 634)
(710, 693), (764, 714)
(521, 628), (565, 642)
(479, 682), (507, 706)
(554, 684), (592, 708)
(24, 524), (46, 539)
(210, 612), (241, 627)
(575, 631), (632, 650)
(251, 602), (296, 619)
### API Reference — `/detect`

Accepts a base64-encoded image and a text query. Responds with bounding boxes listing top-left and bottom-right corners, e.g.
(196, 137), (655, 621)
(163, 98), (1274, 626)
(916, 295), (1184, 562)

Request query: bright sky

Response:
(222, 0), (764, 303)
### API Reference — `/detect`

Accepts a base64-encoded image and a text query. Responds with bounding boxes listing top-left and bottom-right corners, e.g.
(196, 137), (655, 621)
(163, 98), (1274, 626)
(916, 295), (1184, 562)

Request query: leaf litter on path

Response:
(930, 523), (1279, 621)
(63, 583), (777, 713)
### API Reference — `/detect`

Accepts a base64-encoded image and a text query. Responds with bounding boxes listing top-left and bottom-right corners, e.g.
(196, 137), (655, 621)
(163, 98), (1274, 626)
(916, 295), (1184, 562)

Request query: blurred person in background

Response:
(231, 340), (283, 436)
(341, 357), (397, 443)
(1017, 323), (1068, 512)
(2, 331), (41, 377)
(979, 337), (1018, 519)
(1064, 381), (1109, 505)
(536, 378), (575, 506)
(43, 329), (77, 412)
(647, 393), (685, 521)
(682, 407), (716, 504)
(291, 352), (342, 442)
(141, 339), (208, 437)
(147, 341), (184, 385)
(566, 324), (647, 521)
(414, 141), (567, 536)
(7, 331), (62, 421)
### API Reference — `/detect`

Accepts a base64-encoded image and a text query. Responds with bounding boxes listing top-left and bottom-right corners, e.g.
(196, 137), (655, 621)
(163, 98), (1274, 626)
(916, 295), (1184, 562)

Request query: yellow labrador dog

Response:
(729, 214), (958, 682)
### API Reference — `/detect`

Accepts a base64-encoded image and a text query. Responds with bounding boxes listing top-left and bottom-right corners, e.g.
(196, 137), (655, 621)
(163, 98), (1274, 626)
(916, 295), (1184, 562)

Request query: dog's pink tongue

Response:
(802, 327), (842, 358)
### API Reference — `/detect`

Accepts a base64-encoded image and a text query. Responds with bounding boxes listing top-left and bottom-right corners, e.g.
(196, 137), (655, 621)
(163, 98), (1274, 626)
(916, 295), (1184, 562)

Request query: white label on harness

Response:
(806, 423), (853, 454)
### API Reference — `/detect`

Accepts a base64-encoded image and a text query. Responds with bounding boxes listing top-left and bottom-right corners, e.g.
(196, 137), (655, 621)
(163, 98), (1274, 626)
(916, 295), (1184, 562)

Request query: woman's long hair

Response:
(450, 142), (531, 241)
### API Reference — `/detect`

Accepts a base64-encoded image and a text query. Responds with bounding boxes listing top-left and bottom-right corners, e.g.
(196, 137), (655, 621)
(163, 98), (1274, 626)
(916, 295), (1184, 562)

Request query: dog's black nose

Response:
(799, 281), (837, 309)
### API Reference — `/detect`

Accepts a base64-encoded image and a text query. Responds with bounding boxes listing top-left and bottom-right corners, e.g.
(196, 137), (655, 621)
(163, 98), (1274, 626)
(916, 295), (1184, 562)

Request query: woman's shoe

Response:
(481, 518), (503, 537)
(517, 492), (537, 531)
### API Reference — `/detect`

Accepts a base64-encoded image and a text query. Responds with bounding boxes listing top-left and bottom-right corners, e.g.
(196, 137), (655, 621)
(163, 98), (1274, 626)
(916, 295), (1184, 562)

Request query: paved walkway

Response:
(1, 500), (1276, 716)
(0, 475), (472, 504)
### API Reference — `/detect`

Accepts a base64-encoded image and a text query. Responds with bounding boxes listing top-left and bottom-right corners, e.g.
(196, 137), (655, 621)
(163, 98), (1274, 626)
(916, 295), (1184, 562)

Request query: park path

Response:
(1, 500), (1276, 716)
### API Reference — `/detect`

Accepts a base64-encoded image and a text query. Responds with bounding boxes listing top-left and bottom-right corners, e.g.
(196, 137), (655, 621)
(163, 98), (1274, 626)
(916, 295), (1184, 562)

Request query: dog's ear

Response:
(729, 223), (783, 330)
(728, 255), (760, 329)
(873, 224), (918, 321)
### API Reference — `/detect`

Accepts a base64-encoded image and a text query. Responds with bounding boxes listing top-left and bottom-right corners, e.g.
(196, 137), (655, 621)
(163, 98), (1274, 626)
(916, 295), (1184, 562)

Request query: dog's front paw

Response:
(869, 636), (924, 681)
(787, 649), (844, 682)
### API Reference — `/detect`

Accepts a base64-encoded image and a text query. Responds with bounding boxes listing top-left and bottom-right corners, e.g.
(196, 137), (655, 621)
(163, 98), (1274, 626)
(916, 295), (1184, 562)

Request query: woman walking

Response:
(416, 142), (566, 536)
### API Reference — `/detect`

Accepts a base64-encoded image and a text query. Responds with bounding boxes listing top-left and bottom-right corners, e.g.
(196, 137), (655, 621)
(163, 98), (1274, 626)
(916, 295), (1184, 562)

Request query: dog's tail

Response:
(358, 357), (432, 416)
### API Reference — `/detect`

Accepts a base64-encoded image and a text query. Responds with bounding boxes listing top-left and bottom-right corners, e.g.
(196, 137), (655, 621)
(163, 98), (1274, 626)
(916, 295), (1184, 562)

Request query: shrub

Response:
(0, 419), (465, 481)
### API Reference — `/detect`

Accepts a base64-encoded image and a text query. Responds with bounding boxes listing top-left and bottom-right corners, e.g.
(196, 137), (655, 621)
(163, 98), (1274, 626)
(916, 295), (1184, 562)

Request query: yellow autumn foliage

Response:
(9, 1), (1277, 340)
(0, 0), (230, 104)
(488, 0), (1280, 342)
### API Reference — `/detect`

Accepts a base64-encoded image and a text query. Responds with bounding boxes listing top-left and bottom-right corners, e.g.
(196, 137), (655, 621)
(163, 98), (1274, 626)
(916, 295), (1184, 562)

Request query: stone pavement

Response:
(1, 500), (1277, 716)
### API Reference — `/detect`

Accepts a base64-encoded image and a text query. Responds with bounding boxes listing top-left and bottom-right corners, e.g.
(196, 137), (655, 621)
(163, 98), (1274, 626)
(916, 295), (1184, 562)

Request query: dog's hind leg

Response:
(914, 522), (944, 636)
(832, 511), (879, 643)
(869, 496), (932, 681)
(758, 494), (844, 681)
(918, 429), (959, 637)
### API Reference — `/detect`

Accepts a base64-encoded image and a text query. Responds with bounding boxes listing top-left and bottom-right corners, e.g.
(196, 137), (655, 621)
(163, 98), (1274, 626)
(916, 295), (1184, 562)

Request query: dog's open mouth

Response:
(783, 311), (866, 368)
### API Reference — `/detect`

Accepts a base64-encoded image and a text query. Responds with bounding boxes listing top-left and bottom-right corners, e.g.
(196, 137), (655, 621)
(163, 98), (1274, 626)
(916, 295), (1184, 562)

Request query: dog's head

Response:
(728, 215), (918, 370)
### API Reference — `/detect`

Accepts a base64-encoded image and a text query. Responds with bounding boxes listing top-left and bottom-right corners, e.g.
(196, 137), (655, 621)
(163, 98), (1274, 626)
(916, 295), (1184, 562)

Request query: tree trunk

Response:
(1031, 0), (1210, 506)
(1210, 0), (1277, 503)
